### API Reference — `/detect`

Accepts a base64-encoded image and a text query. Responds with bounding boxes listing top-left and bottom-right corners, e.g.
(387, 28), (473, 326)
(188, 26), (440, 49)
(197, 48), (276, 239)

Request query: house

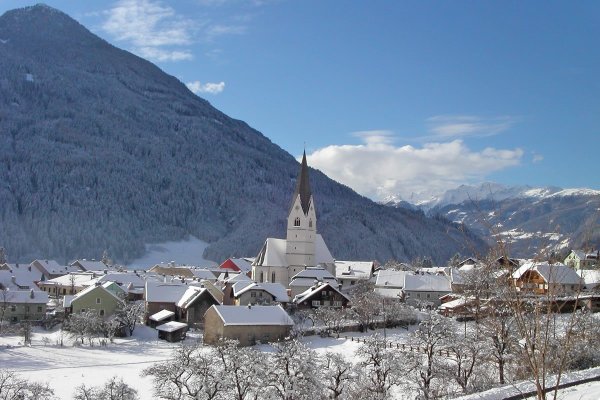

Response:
(94, 271), (148, 300)
(335, 260), (375, 289)
(289, 267), (338, 298)
(252, 152), (337, 287)
(219, 258), (254, 275)
(374, 269), (412, 299)
(37, 272), (99, 297)
(176, 285), (220, 326)
(513, 262), (584, 295)
(148, 263), (194, 279)
(0, 289), (48, 323)
(564, 250), (599, 270)
(189, 268), (218, 282)
(30, 259), (81, 280)
(223, 281), (290, 306)
(203, 304), (294, 346)
(293, 282), (350, 309)
(0, 263), (43, 290)
(63, 281), (124, 317)
(402, 273), (452, 308)
(144, 281), (189, 322)
(156, 321), (188, 342)
(71, 259), (109, 272)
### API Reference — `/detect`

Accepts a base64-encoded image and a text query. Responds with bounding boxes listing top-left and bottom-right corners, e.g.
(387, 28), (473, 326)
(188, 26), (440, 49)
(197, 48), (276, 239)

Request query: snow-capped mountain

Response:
(386, 183), (600, 257)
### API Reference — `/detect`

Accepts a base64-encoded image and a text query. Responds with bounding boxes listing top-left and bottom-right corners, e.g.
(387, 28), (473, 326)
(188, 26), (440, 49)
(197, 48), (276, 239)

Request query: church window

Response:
(309, 219), (313, 228)
(271, 272), (276, 283)
(260, 272), (264, 282)
(294, 217), (300, 227)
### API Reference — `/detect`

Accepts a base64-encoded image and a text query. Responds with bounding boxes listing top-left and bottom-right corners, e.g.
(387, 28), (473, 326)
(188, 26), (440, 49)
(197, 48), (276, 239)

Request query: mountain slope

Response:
(0, 4), (485, 264)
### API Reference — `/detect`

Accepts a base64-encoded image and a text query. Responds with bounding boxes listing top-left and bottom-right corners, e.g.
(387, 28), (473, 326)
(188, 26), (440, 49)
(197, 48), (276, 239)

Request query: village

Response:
(1, 154), (600, 399)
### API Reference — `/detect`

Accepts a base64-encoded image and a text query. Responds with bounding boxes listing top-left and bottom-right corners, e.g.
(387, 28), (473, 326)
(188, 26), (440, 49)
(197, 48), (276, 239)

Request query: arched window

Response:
(294, 217), (301, 227)
(309, 219), (313, 228)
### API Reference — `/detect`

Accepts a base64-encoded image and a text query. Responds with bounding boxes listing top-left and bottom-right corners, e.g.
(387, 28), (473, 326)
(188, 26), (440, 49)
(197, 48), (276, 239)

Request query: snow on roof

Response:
(375, 269), (410, 288)
(315, 234), (334, 264)
(71, 282), (124, 305)
(72, 260), (108, 272)
(224, 273), (252, 284)
(63, 295), (75, 308)
(149, 309), (175, 322)
(222, 258), (253, 273)
(335, 260), (374, 280)
(254, 235), (334, 268)
(42, 272), (98, 286)
(289, 276), (338, 288)
(176, 286), (217, 309)
(438, 297), (471, 310)
(403, 274), (451, 292)
(156, 321), (188, 332)
(2, 289), (49, 304)
(293, 282), (349, 304)
(577, 269), (600, 289)
(97, 272), (147, 289)
(189, 269), (217, 280)
(211, 305), (294, 326)
(0, 264), (43, 290)
(145, 281), (189, 303)
(233, 282), (290, 302)
(291, 267), (336, 281)
(513, 262), (583, 285)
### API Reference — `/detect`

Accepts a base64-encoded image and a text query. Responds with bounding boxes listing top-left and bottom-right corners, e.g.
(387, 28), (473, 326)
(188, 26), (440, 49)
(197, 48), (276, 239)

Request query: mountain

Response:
(387, 183), (600, 257)
(0, 4), (485, 265)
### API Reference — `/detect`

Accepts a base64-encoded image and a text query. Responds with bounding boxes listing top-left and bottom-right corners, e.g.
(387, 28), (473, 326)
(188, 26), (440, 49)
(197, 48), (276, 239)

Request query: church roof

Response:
(290, 151), (312, 215)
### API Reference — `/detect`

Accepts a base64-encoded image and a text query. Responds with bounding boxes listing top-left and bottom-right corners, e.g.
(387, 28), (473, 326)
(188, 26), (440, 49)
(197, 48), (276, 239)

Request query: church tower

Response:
(286, 151), (317, 275)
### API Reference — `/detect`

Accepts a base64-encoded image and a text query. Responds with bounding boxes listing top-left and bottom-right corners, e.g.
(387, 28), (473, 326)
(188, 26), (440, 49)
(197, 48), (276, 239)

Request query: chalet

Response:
(293, 282), (350, 309)
(402, 273), (452, 308)
(63, 281), (124, 317)
(1, 289), (48, 323)
(223, 281), (289, 306)
(289, 267), (338, 298)
(513, 262), (583, 295)
(335, 260), (375, 289)
(176, 286), (220, 326)
(203, 305), (294, 346)
(144, 281), (189, 322)
(564, 250), (599, 270)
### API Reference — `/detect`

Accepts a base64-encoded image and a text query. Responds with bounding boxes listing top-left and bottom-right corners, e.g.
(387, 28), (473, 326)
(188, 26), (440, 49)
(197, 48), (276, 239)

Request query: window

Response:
(96, 298), (101, 304)
(271, 272), (276, 283)
(309, 219), (313, 228)
(25, 306), (30, 313)
(99, 309), (105, 316)
(294, 217), (300, 227)
(251, 292), (257, 298)
(37, 306), (43, 313)
(426, 294), (431, 299)
(312, 300), (320, 307)
(333, 301), (342, 307)
(260, 272), (264, 282)
(259, 292), (263, 297)
(10, 305), (16, 312)
(81, 308), (86, 313)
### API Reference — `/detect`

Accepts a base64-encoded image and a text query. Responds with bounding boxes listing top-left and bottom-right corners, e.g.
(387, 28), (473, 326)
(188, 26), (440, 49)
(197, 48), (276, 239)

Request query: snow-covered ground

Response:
(127, 236), (217, 269)
(2, 324), (598, 399)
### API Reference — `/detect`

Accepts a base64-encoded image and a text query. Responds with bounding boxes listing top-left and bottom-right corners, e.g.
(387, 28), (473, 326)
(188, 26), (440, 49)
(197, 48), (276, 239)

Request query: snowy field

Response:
(126, 236), (217, 269)
(2, 324), (599, 399)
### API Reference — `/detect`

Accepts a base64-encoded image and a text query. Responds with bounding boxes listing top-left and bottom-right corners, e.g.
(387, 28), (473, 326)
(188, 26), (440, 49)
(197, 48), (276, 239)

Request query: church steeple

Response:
(291, 151), (312, 215)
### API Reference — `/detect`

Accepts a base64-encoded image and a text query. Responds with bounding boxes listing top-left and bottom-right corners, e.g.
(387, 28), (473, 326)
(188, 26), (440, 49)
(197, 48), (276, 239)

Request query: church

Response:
(251, 152), (336, 287)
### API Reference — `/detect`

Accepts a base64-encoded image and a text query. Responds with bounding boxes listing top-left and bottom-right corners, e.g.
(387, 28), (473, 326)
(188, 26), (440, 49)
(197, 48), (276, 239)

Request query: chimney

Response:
(11, 276), (16, 284)
(248, 304), (252, 309)
(30, 289), (34, 299)
(28, 266), (31, 271)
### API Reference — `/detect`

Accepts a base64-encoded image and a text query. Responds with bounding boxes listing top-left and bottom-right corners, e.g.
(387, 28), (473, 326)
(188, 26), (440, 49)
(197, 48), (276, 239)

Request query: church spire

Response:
(292, 150), (312, 215)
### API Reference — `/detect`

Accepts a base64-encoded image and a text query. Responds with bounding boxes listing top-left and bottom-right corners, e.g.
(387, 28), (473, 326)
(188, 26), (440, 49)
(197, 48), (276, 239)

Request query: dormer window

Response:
(294, 217), (301, 227)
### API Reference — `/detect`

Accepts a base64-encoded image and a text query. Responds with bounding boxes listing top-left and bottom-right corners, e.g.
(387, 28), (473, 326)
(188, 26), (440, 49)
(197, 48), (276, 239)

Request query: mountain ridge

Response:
(0, 4), (485, 264)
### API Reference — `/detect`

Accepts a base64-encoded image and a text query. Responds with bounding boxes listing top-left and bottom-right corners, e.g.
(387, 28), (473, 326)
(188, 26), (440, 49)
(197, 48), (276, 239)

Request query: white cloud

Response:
(186, 80), (226, 94)
(532, 153), (544, 163)
(427, 115), (516, 139)
(102, 0), (195, 62)
(306, 132), (524, 202)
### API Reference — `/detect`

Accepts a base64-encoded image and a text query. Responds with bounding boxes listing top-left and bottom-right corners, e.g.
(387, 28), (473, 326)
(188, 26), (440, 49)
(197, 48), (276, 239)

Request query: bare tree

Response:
(0, 369), (54, 400)
(352, 334), (403, 399)
(214, 339), (264, 400)
(74, 376), (138, 400)
(115, 302), (144, 336)
(321, 352), (356, 400)
(314, 306), (347, 335)
(445, 329), (487, 395)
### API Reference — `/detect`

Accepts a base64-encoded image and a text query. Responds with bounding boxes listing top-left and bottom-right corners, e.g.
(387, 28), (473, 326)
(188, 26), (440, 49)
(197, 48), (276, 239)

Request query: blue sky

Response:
(2, 1), (599, 201)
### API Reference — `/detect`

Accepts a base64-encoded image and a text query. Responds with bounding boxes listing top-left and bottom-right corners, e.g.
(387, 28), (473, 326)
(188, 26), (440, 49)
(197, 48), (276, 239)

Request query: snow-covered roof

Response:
(291, 267), (336, 281)
(156, 321), (188, 332)
(375, 269), (411, 288)
(403, 274), (451, 292)
(438, 297), (471, 310)
(149, 309), (175, 322)
(0, 264), (43, 290)
(32, 260), (79, 275)
(577, 269), (600, 289)
(176, 286), (217, 309)
(63, 295), (75, 308)
(2, 289), (48, 304)
(335, 260), (374, 280)
(232, 282), (290, 302)
(254, 235), (335, 268)
(145, 281), (189, 303)
(512, 262), (582, 285)
(189, 269), (217, 280)
(70, 282), (124, 306)
(72, 260), (108, 272)
(293, 282), (349, 304)
(289, 276), (338, 288)
(220, 258), (253, 273)
(97, 272), (147, 288)
(211, 305), (294, 326)
(222, 272), (252, 284)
